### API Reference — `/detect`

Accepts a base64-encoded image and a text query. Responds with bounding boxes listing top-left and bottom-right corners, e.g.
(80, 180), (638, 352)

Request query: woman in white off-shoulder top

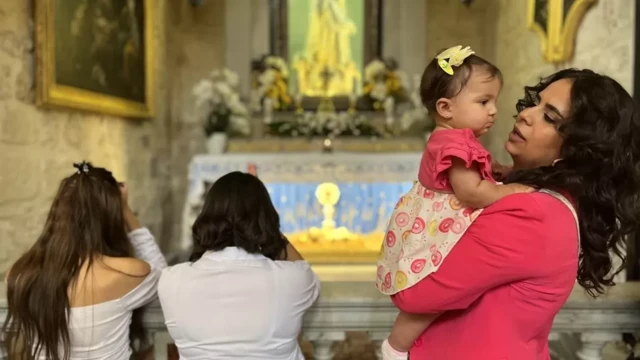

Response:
(2, 162), (167, 360)
(158, 171), (320, 360)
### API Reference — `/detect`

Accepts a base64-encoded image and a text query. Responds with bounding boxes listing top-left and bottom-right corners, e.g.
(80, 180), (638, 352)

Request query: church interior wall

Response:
(0, 0), (634, 275)
(0, 0), (226, 273)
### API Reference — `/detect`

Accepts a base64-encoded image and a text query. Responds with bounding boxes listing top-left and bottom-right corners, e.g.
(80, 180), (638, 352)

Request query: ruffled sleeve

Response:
(431, 129), (493, 189)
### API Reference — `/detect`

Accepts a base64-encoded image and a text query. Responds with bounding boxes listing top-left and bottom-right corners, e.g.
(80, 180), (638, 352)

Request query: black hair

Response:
(190, 171), (288, 261)
(506, 69), (640, 296)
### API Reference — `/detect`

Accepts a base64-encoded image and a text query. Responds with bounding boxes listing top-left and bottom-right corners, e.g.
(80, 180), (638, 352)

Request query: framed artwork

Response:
(527, 0), (596, 63)
(35, 0), (155, 118)
(268, 0), (383, 97)
(269, 0), (383, 63)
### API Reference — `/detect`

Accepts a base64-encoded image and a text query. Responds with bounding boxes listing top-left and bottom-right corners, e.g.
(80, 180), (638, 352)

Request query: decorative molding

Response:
(527, 0), (597, 63)
(35, 0), (156, 118)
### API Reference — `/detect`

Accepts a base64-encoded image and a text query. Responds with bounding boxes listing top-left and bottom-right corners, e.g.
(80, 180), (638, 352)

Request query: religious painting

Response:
(531, 0), (549, 35)
(35, 0), (155, 118)
(270, 0), (383, 97)
(527, 0), (596, 63)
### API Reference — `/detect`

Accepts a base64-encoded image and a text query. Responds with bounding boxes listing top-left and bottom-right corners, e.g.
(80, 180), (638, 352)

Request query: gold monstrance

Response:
(288, 182), (382, 263)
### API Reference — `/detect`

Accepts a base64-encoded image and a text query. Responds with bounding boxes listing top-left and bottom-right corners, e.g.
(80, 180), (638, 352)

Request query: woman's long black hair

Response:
(190, 171), (288, 262)
(506, 69), (640, 296)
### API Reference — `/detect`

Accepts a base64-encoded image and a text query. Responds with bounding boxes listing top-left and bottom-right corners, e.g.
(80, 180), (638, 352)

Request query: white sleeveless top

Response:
(33, 228), (167, 360)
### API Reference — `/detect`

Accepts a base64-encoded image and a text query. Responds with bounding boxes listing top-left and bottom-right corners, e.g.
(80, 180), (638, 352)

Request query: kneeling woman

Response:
(158, 172), (320, 360)
(3, 163), (167, 360)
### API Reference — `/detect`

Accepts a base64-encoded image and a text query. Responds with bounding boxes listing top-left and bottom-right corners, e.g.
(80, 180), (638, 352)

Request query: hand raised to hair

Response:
(119, 182), (132, 212)
(119, 182), (142, 231)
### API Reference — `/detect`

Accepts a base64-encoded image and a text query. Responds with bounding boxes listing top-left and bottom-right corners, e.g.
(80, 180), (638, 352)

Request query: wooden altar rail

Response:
(2, 281), (640, 360)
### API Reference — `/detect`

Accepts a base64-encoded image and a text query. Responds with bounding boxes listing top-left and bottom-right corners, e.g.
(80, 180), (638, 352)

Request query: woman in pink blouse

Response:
(392, 69), (640, 359)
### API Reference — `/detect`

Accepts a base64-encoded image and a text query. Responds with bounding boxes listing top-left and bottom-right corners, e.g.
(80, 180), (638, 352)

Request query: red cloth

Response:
(418, 128), (495, 191)
(391, 192), (579, 360)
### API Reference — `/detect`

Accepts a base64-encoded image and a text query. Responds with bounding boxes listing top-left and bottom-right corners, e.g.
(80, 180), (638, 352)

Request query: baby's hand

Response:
(504, 182), (535, 194)
(492, 161), (513, 181)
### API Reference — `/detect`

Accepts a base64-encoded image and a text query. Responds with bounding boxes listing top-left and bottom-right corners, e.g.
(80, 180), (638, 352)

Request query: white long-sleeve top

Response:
(35, 227), (167, 360)
(158, 247), (320, 360)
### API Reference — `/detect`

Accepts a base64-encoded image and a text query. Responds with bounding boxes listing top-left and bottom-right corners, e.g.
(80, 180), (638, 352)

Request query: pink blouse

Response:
(391, 192), (579, 359)
(418, 128), (495, 191)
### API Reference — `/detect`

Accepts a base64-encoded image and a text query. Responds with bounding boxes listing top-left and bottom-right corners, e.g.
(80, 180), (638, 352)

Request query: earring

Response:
(552, 158), (562, 166)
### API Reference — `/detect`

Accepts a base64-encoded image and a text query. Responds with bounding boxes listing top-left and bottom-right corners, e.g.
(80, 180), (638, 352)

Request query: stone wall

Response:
(164, 0), (227, 254)
(425, 0), (498, 65)
(0, 1), (225, 273)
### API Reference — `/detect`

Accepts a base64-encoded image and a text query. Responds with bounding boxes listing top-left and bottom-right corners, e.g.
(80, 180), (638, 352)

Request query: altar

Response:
(181, 152), (422, 263)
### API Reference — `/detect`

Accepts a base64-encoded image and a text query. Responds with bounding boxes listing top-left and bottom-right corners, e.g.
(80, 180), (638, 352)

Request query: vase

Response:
(206, 132), (227, 154)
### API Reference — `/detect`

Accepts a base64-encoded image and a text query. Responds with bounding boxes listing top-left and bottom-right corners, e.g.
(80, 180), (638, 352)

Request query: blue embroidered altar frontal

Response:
(182, 153), (422, 248)
(266, 181), (414, 234)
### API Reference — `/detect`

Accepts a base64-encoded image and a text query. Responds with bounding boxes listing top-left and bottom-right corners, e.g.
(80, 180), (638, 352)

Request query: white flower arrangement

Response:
(192, 68), (251, 137)
(266, 111), (381, 138)
(363, 59), (409, 103)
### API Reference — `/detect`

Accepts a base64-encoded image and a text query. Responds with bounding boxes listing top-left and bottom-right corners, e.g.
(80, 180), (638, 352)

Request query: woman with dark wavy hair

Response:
(389, 69), (640, 360)
(2, 162), (167, 360)
(158, 171), (320, 360)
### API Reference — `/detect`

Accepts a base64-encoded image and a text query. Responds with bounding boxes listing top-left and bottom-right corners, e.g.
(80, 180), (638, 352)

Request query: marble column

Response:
(576, 332), (621, 360)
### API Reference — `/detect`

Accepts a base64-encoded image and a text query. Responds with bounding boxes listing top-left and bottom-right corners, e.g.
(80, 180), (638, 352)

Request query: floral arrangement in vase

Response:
(362, 58), (409, 110)
(250, 55), (292, 111)
(192, 68), (251, 153)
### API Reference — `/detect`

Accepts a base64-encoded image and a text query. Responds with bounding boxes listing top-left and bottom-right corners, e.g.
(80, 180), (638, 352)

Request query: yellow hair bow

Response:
(435, 46), (475, 75)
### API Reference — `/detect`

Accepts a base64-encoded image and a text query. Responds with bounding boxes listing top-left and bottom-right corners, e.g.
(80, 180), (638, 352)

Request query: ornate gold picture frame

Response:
(35, 0), (155, 118)
(527, 0), (597, 63)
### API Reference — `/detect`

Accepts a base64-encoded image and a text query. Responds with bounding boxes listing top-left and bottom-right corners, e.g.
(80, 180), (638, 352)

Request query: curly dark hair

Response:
(190, 171), (288, 261)
(505, 69), (640, 296)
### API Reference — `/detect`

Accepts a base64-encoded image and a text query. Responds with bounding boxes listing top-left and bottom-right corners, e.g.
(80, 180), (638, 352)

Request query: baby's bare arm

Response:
(387, 311), (440, 352)
(449, 159), (532, 208)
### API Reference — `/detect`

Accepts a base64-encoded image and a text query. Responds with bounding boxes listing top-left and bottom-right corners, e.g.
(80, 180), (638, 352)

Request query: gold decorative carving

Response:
(527, 0), (597, 63)
(35, 0), (155, 118)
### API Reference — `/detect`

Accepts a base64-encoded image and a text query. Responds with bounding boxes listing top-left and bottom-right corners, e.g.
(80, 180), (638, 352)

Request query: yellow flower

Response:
(448, 46), (475, 66)
(435, 46), (462, 60)
(395, 271), (407, 289)
(435, 45), (475, 74)
(428, 219), (438, 236)
(363, 83), (374, 95)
